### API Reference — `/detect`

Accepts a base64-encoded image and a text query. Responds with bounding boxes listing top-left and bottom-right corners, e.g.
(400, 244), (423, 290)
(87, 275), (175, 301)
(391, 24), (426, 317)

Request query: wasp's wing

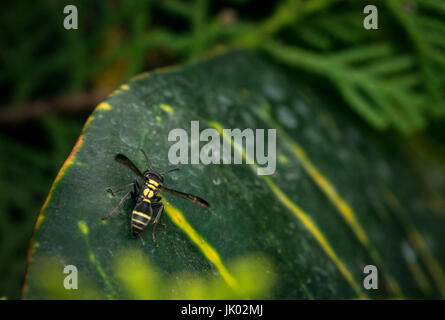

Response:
(161, 187), (210, 210)
(115, 154), (144, 178)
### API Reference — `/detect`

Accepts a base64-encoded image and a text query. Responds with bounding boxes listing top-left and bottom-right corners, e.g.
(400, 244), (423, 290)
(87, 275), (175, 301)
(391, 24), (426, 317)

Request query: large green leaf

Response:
(23, 51), (445, 299)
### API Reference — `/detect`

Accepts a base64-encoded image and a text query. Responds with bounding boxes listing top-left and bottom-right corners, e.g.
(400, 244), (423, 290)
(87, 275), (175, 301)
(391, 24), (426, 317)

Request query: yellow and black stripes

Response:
(143, 187), (155, 199)
(142, 179), (160, 198)
(148, 179), (159, 186)
(131, 215), (150, 233)
(146, 184), (156, 190)
(131, 201), (152, 235)
(132, 210), (151, 225)
(131, 182), (159, 235)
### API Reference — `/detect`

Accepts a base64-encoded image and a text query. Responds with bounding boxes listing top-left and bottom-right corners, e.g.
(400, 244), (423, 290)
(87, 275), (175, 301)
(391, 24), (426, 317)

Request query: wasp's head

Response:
(143, 170), (164, 184)
(139, 149), (179, 184)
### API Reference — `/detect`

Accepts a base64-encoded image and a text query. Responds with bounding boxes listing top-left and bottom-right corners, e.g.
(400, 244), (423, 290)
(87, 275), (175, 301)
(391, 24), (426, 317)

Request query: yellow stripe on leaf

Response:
(408, 228), (445, 298)
(95, 102), (111, 111)
(382, 187), (445, 298)
(78, 220), (89, 235)
(163, 202), (240, 292)
(407, 260), (433, 295)
(209, 121), (364, 297)
(288, 142), (405, 296)
(290, 144), (370, 247)
(259, 111), (403, 297)
(263, 175), (363, 296)
(35, 135), (84, 230)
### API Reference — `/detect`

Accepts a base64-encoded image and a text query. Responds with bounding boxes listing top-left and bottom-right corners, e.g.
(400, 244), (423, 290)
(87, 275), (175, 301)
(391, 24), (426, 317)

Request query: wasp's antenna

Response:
(140, 149), (153, 170)
(159, 168), (180, 176)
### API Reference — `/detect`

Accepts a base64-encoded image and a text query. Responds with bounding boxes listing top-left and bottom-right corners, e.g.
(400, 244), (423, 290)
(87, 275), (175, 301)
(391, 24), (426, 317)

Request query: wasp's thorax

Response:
(143, 170), (163, 186)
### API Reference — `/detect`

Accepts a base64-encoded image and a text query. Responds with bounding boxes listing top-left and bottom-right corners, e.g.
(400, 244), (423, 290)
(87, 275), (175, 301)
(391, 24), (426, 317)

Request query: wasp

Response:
(100, 149), (210, 246)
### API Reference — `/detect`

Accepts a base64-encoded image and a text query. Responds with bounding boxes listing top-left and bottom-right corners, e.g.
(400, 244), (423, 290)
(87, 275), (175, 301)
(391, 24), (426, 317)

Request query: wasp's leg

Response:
(100, 188), (133, 221)
(106, 182), (135, 197)
(131, 179), (141, 202)
(150, 202), (165, 247)
(151, 200), (166, 228)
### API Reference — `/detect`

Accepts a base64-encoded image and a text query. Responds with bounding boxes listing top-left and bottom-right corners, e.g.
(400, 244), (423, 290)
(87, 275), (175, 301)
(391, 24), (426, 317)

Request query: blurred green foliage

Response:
(114, 249), (275, 299)
(1, 0), (445, 299)
(27, 249), (275, 299)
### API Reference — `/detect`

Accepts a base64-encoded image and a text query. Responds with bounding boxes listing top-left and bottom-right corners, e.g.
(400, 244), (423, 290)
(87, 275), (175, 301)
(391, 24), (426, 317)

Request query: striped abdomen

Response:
(131, 200), (152, 236)
(131, 179), (159, 236)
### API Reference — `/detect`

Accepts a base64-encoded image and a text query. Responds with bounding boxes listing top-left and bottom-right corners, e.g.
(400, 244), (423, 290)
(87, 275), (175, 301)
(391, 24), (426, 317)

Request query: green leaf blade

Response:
(23, 51), (445, 299)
